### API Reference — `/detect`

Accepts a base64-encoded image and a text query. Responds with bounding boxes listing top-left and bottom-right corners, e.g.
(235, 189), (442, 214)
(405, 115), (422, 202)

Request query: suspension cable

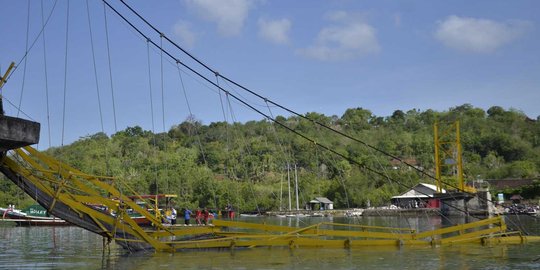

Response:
(176, 64), (218, 209)
(101, 0), (476, 216)
(17, 0), (31, 118)
(112, 0), (459, 193)
(86, 0), (105, 133)
(87, 0), (111, 177)
(103, 2), (118, 132)
(1, 0), (59, 89)
(41, 0), (52, 148)
(60, 0), (70, 146)
(159, 34), (170, 192)
(146, 40), (159, 195)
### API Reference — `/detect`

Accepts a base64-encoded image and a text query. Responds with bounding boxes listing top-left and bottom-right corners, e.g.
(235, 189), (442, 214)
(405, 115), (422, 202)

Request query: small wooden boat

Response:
(0, 205), (70, 226)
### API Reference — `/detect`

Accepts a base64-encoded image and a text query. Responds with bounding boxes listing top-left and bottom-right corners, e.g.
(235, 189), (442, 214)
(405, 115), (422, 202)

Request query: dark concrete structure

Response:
(0, 115), (40, 151)
(434, 192), (474, 216)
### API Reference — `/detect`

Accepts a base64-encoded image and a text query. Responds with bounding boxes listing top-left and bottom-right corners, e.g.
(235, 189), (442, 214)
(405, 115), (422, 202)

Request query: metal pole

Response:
(295, 164), (299, 211)
(456, 121), (464, 191)
(287, 163), (291, 211)
(434, 122), (442, 193)
(279, 172), (283, 211)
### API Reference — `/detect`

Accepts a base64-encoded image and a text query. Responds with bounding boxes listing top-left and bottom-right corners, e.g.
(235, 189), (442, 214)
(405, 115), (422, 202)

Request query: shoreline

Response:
(264, 207), (495, 217)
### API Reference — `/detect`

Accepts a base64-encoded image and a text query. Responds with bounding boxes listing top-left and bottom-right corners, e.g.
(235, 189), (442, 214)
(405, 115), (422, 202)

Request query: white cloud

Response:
(184, 0), (252, 37)
(173, 20), (196, 48)
(298, 11), (379, 61)
(435, 15), (529, 53)
(258, 18), (291, 45)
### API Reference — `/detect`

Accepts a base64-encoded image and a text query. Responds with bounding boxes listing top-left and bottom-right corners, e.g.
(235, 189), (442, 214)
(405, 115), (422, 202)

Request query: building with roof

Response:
(391, 183), (445, 208)
(309, 197), (334, 210)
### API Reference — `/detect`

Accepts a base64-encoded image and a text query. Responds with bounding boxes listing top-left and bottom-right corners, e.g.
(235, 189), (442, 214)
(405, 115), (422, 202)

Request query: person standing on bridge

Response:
(171, 207), (177, 225)
(183, 208), (192, 225)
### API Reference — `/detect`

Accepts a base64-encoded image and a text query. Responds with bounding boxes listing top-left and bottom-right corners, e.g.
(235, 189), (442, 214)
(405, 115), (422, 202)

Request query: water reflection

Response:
(1, 215), (540, 269)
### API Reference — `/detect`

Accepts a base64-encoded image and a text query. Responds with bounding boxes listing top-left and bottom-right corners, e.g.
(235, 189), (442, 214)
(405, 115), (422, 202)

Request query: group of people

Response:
(163, 205), (236, 226)
(183, 208), (214, 225)
(163, 207), (178, 225)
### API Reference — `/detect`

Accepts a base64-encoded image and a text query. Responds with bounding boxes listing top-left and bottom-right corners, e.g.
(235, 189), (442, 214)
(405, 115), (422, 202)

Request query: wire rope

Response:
(86, 0), (105, 134)
(224, 91), (261, 214)
(102, 0), (480, 217)
(265, 101), (294, 212)
(16, 0), (31, 118)
(146, 40), (159, 195)
(175, 65), (219, 209)
(113, 0), (479, 201)
(102, 2), (118, 132)
(1, 0), (59, 89)
(86, 0), (113, 178)
(60, 0), (70, 147)
(159, 34), (171, 193)
(0, 97), (35, 121)
(41, 0), (52, 148)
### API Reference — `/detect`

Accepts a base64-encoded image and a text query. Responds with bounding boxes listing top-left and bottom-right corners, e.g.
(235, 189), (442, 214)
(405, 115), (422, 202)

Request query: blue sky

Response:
(1, 0), (539, 148)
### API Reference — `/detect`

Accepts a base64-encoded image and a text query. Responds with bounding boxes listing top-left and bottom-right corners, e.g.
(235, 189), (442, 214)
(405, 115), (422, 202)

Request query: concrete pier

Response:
(0, 115), (40, 151)
(435, 192), (475, 216)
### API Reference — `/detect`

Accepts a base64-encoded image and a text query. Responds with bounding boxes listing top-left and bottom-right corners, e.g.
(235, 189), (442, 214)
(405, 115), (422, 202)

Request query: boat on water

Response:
(345, 209), (364, 217)
(0, 204), (70, 226)
(286, 213), (308, 218)
(503, 204), (540, 216)
(126, 194), (178, 226)
(239, 214), (261, 217)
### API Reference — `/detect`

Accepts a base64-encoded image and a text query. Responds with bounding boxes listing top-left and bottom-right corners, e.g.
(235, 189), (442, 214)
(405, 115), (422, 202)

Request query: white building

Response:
(391, 183), (445, 208)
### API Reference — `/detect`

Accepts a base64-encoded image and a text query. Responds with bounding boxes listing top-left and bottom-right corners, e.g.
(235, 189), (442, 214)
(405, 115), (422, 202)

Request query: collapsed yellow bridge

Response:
(0, 115), (539, 252)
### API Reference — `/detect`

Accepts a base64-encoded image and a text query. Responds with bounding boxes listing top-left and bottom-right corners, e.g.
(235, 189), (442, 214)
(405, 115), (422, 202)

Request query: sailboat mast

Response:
(279, 172), (283, 211)
(287, 163), (291, 211)
(295, 164), (299, 211)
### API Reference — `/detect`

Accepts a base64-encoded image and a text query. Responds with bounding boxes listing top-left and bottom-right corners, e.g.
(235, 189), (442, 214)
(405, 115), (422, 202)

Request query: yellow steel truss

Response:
(1, 146), (538, 252)
(434, 121), (476, 193)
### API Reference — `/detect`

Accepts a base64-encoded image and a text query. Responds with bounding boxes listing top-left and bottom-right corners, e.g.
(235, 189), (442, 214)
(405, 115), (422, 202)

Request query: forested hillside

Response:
(1, 104), (539, 212)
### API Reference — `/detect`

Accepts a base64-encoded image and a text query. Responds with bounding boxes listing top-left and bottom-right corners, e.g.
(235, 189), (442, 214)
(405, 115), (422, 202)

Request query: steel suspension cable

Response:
(264, 100), (296, 209)
(86, 0), (105, 134)
(159, 35), (170, 192)
(215, 76), (230, 174)
(113, 0), (446, 186)
(1, 0), (58, 90)
(223, 90), (261, 214)
(17, 0), (31, 118)
(103, 2), (118, 132)
(175, 64), (217, 209)
(41, 0), (52, 148)
(60, 0), (70, 147)
(176, 65), (209, 165)
(146, 41), (159, 195)
(86, 0), (111, 177)
(101, 0), (473, 217)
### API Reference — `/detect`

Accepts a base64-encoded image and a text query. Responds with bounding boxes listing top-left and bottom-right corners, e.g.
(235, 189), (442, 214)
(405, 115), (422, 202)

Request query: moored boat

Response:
(0, 204), (70, 226)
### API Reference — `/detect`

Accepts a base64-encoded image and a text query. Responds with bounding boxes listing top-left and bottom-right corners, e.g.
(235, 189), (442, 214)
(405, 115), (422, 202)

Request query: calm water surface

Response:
(1, 216), (540, 269)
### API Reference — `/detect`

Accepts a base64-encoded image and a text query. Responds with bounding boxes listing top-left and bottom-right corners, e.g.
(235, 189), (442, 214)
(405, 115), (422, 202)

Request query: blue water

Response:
(1, 215), (540, 269)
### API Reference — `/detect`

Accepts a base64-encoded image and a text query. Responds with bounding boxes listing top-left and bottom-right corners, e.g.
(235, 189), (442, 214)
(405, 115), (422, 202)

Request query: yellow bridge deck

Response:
(1, 146), (539, 252)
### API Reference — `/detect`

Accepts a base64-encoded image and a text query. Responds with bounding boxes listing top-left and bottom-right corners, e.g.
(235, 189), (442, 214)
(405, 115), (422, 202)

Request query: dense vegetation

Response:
(1, 104), (539, 211)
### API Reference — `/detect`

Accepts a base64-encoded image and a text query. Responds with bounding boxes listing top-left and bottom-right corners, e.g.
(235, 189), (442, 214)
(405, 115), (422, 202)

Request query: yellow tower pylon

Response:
(433, 121), (465, 192)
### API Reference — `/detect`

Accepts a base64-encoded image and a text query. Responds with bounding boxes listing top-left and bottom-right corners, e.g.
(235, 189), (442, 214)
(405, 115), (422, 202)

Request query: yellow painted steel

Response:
(1, 146), (537, 252)
(433, 121), (474, 192)
(0, 62), (16, 89)
(455, 121), (465, 191)
(434, 122), (442, 193)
